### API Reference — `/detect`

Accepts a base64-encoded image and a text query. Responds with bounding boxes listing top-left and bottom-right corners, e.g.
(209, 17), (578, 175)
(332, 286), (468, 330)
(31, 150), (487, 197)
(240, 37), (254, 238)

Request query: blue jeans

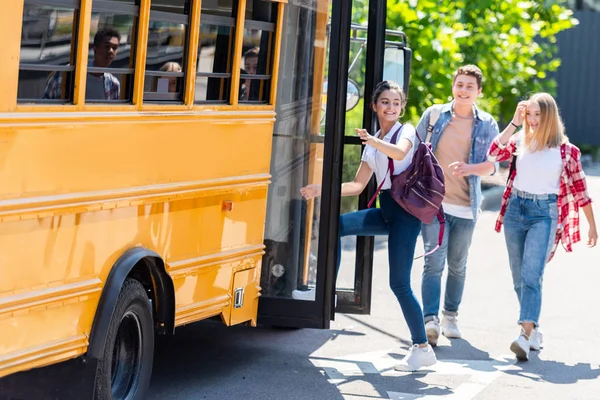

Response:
(421, 213), (477, 320)
(503, 190), (558, 326)
(338, 191), (426, 344)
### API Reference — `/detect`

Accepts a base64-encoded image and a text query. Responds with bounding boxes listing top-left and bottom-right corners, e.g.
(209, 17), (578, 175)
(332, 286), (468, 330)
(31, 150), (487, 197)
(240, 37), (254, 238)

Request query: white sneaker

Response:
(291, 289), (315, 301)
(394, 344), (437, 372)
(510, 332), (530, 361)
(441, 314), (462, 339)
(529, 328), (544, 351)
(425, 317), (441, 347)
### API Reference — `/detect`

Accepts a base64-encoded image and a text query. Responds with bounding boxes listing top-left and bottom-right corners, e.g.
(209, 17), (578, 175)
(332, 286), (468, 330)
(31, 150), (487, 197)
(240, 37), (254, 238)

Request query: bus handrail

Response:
(350, 23), (407, 45)
(325, 23), (408, 48)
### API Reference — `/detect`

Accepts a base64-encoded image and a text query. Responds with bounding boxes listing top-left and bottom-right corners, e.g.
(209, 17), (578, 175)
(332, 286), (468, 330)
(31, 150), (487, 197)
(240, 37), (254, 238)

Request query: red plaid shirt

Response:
(488, 134), (592, 261)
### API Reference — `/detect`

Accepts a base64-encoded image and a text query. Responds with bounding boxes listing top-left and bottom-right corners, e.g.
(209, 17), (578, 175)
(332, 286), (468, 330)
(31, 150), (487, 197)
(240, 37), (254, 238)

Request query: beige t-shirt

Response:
(434, 114), (473, 210)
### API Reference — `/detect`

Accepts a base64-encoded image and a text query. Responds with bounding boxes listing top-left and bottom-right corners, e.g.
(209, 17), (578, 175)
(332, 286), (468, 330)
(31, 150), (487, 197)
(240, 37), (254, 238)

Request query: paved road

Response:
(148, 172), (600, 400)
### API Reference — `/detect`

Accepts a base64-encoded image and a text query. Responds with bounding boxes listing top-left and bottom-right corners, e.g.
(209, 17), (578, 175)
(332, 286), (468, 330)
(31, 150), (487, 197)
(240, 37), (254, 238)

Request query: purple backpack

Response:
(368, 125), (446, 258)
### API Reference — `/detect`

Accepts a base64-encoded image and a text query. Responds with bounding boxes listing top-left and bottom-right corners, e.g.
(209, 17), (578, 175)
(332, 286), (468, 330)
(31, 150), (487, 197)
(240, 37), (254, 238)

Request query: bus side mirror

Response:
(321, 79), (362, 113)
(383, 46), (412, 97)
(345, 79), (360, 112)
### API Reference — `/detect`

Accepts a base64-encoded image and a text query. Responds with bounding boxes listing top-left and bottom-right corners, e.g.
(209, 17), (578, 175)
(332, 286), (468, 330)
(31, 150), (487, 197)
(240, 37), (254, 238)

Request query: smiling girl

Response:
(487, 93), (597, 361)
(295, 81), (437, 371)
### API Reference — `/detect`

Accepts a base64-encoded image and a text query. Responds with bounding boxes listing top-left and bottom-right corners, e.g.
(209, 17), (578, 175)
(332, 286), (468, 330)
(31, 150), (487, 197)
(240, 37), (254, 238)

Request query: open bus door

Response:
(258, 0), (412, 328)
(335, 26), (412, 315)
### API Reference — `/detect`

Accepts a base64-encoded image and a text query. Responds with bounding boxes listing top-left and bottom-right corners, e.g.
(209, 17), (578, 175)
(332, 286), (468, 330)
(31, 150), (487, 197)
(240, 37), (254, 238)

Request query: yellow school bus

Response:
(1, 0), (410, 398)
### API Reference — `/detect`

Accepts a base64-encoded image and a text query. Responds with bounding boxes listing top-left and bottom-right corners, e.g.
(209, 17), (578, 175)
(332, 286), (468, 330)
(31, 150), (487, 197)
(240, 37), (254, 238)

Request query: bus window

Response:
(144, 0), (189, 102)
(195, 0), (236, 104)
(239, 0), (277, 104)
(17, 0), (79, 104)
(87, 0), (139, 103)
(261, 1), (321, 299)
(383, 47), (405, 89)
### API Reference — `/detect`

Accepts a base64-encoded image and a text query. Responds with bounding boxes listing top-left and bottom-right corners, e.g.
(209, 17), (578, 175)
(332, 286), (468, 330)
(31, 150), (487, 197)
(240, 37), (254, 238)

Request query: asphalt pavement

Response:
(147, 168), (600, 400)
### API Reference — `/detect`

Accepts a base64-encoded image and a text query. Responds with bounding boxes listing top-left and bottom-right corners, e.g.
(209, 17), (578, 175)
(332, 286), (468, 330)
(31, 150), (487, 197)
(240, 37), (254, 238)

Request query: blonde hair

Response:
(160, 62), (182, 72)
(523, 93), (567, 152)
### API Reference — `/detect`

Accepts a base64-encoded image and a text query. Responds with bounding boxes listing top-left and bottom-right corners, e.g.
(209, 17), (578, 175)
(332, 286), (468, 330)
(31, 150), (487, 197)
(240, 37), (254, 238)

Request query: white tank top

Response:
(513, 146), (562, 195)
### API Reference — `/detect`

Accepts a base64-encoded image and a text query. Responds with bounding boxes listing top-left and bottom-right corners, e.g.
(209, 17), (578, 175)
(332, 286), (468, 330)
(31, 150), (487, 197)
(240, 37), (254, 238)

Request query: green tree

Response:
(339, 0), (576, 213)
(355, 0), (577, 125)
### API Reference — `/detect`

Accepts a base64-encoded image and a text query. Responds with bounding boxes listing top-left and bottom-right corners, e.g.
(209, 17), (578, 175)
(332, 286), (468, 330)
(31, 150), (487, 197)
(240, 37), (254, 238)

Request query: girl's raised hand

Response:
(356, 128), (376, 145)
(512, 101), (528, 127)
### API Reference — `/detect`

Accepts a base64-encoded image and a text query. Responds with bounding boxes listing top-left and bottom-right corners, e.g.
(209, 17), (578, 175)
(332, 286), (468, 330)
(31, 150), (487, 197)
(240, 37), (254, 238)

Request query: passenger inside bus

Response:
(244, 47), (259, 75)
(157, 61), (182, 93)
(43, 28), (121, 101)
(240, 47), (259, 101)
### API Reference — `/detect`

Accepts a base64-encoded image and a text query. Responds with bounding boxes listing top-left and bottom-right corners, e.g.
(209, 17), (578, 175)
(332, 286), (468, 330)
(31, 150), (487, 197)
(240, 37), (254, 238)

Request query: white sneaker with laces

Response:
(291, 289), (316, 301)
(425, 317), (440, 347)
(394, 344), (437, 372)
(510, 332), (530, 361)
(441, 314), (462, 339)
(529, 328), (544, 351)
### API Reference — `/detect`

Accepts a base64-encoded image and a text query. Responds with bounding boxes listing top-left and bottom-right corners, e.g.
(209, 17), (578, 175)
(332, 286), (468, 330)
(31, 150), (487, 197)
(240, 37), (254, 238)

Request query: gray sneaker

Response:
(510, 331), (530, 361)
(529, 328), (544, 351)
(425, 317), (441, 347)
(441, 314), (462, 339)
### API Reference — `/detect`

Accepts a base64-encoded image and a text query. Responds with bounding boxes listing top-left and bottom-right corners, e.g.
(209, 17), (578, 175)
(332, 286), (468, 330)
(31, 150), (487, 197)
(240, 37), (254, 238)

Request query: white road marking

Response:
(310, 350), (521, 399)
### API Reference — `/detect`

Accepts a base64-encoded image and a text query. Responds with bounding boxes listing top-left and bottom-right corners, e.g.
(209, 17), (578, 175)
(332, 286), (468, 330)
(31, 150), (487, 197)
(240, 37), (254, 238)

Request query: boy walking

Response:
(416, 65), (499, 346)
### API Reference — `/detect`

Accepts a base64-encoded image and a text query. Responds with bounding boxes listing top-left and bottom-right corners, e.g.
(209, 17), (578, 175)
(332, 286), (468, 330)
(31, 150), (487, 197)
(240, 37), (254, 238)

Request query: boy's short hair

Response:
(453, 65), (483, 88)
(93, 27), (121, 47)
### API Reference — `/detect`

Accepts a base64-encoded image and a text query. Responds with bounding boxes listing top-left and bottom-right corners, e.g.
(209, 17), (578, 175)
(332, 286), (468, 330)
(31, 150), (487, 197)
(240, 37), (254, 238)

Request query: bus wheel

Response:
(94, 279), (154, 400)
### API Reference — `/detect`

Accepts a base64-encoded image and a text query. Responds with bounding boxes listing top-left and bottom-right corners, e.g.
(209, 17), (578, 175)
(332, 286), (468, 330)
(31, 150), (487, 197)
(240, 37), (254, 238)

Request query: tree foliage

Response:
(353, 0), (578, 125)
(339, 0), (577, 213)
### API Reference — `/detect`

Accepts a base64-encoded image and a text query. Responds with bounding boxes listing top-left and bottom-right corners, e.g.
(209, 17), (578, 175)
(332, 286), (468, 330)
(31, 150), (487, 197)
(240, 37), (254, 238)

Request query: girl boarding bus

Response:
(0, 0), (410, 398)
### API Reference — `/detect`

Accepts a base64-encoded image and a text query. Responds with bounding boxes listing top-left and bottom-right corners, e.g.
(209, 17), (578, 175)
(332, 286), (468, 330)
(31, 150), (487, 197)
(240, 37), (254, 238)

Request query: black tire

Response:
(94, 279), (154, 400)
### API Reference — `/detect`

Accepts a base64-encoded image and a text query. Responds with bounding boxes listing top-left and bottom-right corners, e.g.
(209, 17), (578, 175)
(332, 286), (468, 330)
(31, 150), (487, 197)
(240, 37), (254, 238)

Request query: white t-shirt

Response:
(513, 145), (562, 195)
(443, 202), (475, 219)
(361, 122), (417, 190)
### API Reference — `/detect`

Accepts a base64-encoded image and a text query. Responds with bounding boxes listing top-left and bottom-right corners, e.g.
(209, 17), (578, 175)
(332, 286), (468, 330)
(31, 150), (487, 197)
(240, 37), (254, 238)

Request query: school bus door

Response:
(257, 0), (412, 328)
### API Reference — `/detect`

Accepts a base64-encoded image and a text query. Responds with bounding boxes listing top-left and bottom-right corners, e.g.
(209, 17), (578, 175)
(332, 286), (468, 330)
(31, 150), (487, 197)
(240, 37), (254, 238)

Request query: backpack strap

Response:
(506, 133), (522, 184)
(425, 105), (442, 143)
(507, 155), (516, 184)
(415, 210), (445, 259)
(367, 124), (404, 208)
(386, 125), (405, 176)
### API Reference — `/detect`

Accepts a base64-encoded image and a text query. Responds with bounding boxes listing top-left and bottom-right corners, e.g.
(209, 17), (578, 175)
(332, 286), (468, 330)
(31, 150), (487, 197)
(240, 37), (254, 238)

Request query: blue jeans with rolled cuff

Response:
(503, 189), (558, 327)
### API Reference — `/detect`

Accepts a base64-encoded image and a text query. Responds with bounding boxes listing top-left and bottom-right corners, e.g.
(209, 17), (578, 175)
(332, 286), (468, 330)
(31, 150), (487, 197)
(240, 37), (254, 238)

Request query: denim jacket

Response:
(415, 101), (499, 219)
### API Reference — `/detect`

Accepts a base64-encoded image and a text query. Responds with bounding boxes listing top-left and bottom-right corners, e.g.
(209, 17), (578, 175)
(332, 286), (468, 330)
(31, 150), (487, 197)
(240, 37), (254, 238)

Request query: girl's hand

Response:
(356, 128), (378, 145)
(512, 101), (528, 127)
(300, 184), (321, 200)
(587, 225), (597, 247)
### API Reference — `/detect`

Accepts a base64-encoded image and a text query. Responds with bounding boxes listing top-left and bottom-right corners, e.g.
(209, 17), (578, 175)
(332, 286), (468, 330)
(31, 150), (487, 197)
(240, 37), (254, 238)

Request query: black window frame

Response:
(239, 3), (278, 105)
(195, 7), (238, 104)
(86, 0), (140, 104)
(143, 1), (191, 103)
(17, 0), (81, 104)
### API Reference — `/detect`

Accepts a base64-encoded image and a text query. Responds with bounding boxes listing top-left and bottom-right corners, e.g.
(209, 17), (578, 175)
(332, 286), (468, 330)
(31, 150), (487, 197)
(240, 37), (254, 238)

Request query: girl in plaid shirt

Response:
(487, 93), (597, 361)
